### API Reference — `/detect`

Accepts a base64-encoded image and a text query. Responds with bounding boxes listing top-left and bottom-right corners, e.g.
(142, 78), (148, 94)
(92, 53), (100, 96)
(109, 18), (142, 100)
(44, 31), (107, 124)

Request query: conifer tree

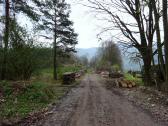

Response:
(38, 0), (78, 80)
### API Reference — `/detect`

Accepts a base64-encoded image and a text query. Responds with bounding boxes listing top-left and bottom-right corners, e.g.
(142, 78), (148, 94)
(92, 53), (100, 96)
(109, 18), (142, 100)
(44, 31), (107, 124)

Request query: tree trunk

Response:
(152, 56), (155, 66)
(1, 0), (10, 80)
(53, 32), (57, 80)
(141, 47), (153, 86)
(143, 57), (152, 86)
(153, 1), (165, 80)
(163, 0), (168, 85)
(53, 9), (57, 80)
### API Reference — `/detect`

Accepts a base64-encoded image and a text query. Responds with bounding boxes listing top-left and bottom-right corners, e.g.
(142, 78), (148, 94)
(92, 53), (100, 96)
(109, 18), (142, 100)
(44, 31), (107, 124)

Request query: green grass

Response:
(57, 65), (82, 78)
(0, 81), (72, 119)
(0, 65), (82, 121)
(37, 65), (82, 80)
(125, 73), (144, 86)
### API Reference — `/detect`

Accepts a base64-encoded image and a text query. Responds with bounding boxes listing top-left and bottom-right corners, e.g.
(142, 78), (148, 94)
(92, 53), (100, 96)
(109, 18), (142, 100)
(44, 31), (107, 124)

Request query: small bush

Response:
(0, 81), (13, 96)
(0, 21), (37, 80)
(125, 73), (143, 86)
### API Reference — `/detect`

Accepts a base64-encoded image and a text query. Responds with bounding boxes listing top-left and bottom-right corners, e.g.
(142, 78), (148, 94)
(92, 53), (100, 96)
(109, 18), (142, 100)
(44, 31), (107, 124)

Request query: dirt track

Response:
(33, 74), (165, 126)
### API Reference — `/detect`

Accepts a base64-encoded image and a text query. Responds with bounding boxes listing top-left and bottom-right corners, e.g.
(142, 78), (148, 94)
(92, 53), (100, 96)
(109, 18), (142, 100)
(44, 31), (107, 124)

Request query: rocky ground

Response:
(105, 78), (168, 125)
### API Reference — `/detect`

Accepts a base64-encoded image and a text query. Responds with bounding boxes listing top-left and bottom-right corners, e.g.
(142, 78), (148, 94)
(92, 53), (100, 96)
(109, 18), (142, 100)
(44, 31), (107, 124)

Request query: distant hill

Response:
(76, 47), (141, 71)
(76, 47), (98, 60)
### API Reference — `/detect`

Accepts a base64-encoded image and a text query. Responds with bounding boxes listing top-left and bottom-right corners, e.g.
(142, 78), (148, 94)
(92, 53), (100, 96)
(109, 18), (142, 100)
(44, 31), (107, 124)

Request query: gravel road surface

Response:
(32, 74), (165, 126)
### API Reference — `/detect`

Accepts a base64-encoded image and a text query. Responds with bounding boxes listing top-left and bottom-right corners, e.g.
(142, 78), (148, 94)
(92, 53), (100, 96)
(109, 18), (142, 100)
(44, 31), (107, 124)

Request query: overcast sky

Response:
(66, 0), (126, 49)
(66, 0), (102, 48)
(1, 0), (102, 48)
(0, 0), (129, 49)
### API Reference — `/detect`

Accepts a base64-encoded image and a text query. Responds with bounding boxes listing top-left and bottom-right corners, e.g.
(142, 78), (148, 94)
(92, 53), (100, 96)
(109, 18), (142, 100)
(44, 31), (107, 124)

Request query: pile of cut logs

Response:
(109, 72), (124, 78)
(62, 70), (86, 84)
(101, 71), (109, 78)
(116, 79), (136, 88)
(62, 72), (75, 85)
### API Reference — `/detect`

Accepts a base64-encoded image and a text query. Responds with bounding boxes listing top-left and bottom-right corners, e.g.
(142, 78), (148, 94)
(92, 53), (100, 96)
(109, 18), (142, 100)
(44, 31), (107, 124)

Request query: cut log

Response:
(132, 82), (136, 87)
(128, 85), (133, 88)
(75, 73), (81, 78)
(122, 83), (128, 88)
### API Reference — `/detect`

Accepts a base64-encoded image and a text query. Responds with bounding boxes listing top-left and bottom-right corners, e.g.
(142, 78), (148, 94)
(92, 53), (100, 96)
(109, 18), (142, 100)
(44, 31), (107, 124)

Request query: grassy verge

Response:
(37, 65), (82, 80)
(0, 65), (82, 122)
(124, 73), (144, 86)
(58, 65), (82, 76)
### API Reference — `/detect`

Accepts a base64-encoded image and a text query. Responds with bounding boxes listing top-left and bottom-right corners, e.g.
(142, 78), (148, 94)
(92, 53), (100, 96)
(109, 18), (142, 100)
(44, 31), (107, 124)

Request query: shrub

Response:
(0, 21), (37, 80)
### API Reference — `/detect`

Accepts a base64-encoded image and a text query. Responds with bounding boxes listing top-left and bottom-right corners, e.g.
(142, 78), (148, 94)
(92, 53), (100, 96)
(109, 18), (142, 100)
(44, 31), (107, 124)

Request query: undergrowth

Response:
(0, 65), (82, 121)
(125, 73), (143, 86)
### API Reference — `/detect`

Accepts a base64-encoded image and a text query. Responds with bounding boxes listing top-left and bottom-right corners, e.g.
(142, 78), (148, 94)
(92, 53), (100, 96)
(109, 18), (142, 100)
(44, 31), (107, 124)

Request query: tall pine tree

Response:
(38, 0), (78, 80)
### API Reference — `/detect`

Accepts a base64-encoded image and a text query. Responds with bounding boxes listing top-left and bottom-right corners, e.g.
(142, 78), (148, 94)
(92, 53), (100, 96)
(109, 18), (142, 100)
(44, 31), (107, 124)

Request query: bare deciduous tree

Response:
(152, 0), (165, 80)
(162, 0), (168, 86)
(86, 0), (156, 85)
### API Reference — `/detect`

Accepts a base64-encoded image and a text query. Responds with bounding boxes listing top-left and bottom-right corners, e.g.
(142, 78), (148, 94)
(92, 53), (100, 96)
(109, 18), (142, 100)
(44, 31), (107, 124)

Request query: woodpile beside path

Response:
(100, 71), (136, 88)
(116, 79), (136, 88)
(62, 70), (86, 85)
(63, 72), (75, 85)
